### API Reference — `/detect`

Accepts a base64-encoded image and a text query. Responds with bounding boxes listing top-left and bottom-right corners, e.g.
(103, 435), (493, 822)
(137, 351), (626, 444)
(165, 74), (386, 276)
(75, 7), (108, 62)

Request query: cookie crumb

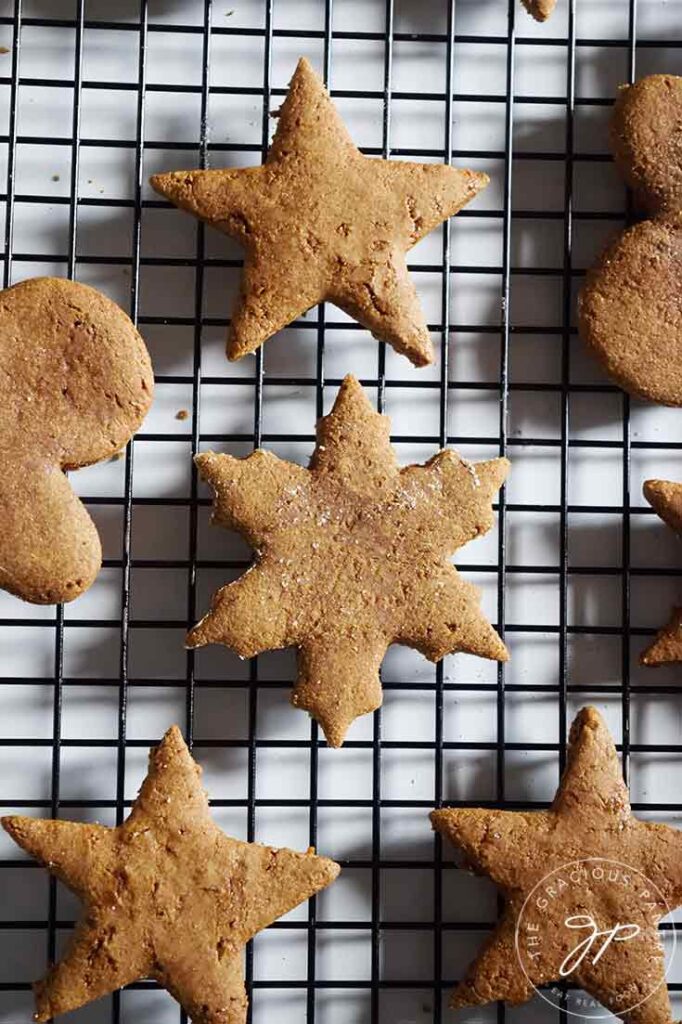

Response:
(176, 408), (190, 421)
(0, 46), (9, 55)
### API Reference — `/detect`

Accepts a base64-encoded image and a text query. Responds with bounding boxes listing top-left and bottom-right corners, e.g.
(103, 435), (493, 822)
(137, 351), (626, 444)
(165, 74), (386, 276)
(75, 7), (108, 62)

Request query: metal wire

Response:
(0, 1), (681, 1022)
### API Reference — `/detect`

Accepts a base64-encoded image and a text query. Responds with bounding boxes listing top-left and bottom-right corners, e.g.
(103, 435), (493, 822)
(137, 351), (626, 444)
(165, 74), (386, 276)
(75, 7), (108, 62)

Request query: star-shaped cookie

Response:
(150, 58), (488, 367)
(432, 706), (682, 1023)
(641, 478), (682, 666)
(188, 375), (509, 747)
(2, 727), (339, 1024)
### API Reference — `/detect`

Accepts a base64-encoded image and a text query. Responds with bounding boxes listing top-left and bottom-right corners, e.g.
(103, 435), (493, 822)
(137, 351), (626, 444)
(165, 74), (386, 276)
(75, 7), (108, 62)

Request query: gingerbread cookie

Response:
(432, 706), (682, 1023)
(579, 76), (682, 406)
(150, 58), (488, 368)
(0, 276), (153, 603)
(611, 75), (682, 216)
(641, 477), (682, 665)
(3, 726), (339, 1024)
(521, 0), (556, 21)
(188, 375), (509, 747)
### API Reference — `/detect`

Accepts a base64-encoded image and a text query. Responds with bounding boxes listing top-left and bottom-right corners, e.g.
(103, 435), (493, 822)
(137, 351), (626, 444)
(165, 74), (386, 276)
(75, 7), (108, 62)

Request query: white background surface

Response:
(0, 0), (681, 1021)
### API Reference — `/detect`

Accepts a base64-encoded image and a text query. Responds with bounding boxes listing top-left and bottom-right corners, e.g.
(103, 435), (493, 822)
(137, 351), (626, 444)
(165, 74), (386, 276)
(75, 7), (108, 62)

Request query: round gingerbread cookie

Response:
(611, 74), (682, 215)
(578, 214), (682, 406)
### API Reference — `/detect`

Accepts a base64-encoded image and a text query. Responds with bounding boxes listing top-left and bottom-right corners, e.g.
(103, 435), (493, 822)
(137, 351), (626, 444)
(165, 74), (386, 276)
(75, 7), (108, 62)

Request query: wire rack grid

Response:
(0, 0), (681, 1023)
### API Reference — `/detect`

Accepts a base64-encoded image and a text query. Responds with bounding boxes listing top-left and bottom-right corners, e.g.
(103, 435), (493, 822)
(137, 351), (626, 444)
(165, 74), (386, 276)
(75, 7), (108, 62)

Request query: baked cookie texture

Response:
(150, 58), (488, 368)
(611, 75), (682, 215)
(432, 706), (682, 1023)
(579, 75), (682, 405)
(641, 478), (682, 665)
(521, 0), (556, 20)
(2, 726), (339, 1024)
(0, 276), (153, 603)
(188, 375), (509, 747)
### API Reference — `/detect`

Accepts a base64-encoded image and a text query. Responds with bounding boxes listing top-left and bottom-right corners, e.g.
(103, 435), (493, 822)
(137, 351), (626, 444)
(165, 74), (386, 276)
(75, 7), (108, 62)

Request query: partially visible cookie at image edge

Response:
(611, 74), (682, 215)
(432, 706), (682, 1022)
(578, 215), (682, 406)
(0, 276), (153, 604)
(579, 73), (682, 406)
(641, 477), (682, 665)
(521, 0), (557, 21)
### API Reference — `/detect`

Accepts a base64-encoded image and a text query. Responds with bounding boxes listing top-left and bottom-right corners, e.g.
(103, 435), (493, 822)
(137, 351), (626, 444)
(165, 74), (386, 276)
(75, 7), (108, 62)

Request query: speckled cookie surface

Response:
(432, 707), (682, 1023)
(521, 0), (556, 20)
(579, 75), (682, 405)
(611, 75), (682, 215)
(150, 58), (488, 367)
(0, 276), (153, 603)
(2, 726), (339, 1024)
(188, 375), (509, 747)
(641, 478), (682, 665)
(579, 215), (682, 406)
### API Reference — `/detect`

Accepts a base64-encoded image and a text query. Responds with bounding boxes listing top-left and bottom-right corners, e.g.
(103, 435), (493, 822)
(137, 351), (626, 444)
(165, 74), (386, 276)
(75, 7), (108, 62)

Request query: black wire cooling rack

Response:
(1, 0), (682, 1022)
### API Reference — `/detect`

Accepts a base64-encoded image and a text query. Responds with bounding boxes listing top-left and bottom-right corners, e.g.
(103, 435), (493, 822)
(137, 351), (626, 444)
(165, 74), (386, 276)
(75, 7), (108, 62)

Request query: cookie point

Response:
(411, 347), (434, 368)
(316, 709), (353, 748)
(448, 988), (470, 1011)
(33, 992), (52, 1024)
(573, 705), (604, 733)
(186, 605), (227, 650)
(429, 808), (450, 831)
(157, 724), (189, 758)
(643, 477), (663, 500)
(194, 450), (215, 470)
(321, 856), (342, 882)
(0, 815), (20, 836)
(149, 171), (172, 196)
(332, 375), (374, 418)
(194, 450), (228, 488)
(292, 56), (321, 89)
(521, 0), (556, 20)
(340, 373), (362, 392)
(643, 478), (675, 508)
(324, 730), (346, 750)
(185, 623), (204, 649)
(639, 608), (682, 666)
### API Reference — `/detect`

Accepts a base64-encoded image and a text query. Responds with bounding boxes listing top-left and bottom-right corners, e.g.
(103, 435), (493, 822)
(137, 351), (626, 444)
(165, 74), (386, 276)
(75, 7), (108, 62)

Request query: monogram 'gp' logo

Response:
(514, 858), (675, 1018)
